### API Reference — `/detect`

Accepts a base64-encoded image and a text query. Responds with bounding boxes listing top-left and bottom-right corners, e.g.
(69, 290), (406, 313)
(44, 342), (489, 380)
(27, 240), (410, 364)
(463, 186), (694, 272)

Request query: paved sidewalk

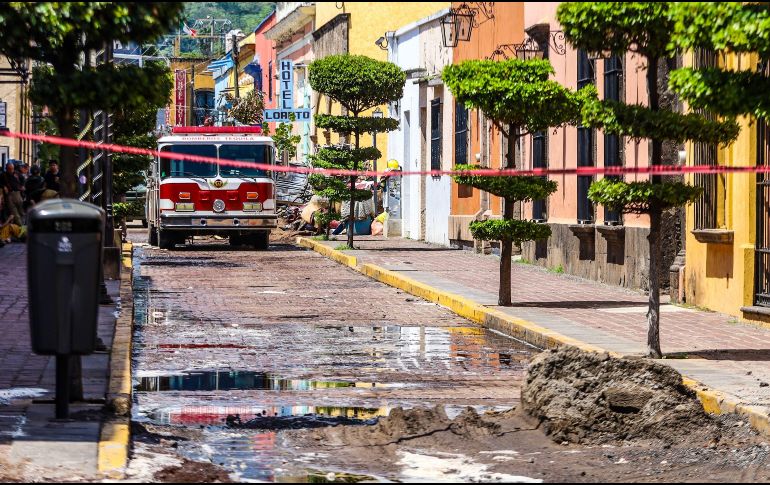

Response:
(0, 242), (118, 481)
(305, 236), (770, 423)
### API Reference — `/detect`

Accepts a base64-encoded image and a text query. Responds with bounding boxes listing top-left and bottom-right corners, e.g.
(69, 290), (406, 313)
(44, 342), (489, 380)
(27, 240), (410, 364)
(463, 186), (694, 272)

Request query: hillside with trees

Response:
(183, 2), (275, 33)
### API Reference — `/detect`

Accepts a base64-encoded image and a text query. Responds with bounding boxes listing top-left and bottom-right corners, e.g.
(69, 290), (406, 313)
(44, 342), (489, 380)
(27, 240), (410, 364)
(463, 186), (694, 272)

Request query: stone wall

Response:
(521, 223), (656, 291)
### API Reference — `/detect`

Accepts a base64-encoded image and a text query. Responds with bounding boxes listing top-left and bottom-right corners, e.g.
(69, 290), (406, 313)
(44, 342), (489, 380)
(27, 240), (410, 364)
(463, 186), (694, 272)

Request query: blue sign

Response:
(264, 60), (311, 123)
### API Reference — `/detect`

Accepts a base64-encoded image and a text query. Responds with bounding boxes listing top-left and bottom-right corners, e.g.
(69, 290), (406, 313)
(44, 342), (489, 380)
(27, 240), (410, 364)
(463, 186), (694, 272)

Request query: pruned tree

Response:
(308, 55), (404, 248)
(557, 2), (741, 358)
(0, 2), (184, 197)
(443, 58), (588, 307)
(226, 89), (265, 126)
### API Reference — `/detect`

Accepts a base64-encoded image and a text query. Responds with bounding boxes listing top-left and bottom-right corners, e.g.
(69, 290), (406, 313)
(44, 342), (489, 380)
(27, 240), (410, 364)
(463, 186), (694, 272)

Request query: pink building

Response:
(515, 2), (672, 291)
(253, 10), (277, 132)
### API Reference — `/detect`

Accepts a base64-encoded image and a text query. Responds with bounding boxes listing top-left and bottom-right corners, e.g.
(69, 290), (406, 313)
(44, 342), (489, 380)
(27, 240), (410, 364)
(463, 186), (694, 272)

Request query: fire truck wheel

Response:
(158, 229), (179, 250)
(149, 224), (158, 247)
(252, 232), (270, 251)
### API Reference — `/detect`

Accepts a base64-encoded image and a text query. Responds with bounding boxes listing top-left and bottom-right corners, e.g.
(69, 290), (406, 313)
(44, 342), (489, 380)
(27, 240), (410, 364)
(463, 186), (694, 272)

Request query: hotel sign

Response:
(264, 60), (311, 123)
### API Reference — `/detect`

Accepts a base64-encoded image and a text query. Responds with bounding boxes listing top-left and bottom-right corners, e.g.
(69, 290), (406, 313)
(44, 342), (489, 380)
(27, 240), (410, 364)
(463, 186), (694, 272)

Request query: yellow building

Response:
(683, 51), (768, 323)
(313, 2), (449, 171)
(0, 56), (34, 165)
(168, 57), (215, 127)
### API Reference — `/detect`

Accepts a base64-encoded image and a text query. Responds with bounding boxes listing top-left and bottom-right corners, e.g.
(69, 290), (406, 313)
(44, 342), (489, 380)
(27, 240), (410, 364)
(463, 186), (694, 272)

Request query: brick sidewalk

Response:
(312, 236), (770, 412)
(0, 242), (117, 480)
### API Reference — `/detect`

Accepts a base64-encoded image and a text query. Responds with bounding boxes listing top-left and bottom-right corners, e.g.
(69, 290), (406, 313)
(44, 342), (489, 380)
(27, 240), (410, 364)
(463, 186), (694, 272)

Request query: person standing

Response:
(24, 165), (46, 205)
(1, 163), (24, 225)
(44, 160), (60, 193)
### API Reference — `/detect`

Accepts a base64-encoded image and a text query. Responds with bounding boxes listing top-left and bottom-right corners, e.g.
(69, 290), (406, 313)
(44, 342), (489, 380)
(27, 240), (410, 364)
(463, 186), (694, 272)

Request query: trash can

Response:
(27, 199), (104, 355)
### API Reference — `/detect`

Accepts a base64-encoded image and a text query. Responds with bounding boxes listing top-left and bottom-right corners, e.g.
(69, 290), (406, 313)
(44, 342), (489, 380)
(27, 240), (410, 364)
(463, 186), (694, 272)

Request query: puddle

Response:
(140, 404), (389, 427)
(177, 429), (381, 483)
(0, 388), (49, 405)
(135, 370), (396, 393)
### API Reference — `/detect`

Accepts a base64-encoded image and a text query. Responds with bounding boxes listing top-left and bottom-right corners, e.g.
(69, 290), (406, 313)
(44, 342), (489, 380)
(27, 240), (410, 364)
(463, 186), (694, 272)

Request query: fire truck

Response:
(146, 126), (277, 250)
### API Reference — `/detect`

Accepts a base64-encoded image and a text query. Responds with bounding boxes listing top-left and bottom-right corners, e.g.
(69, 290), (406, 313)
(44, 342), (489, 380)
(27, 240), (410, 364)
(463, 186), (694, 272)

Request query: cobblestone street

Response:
(127, 230), (533, 481)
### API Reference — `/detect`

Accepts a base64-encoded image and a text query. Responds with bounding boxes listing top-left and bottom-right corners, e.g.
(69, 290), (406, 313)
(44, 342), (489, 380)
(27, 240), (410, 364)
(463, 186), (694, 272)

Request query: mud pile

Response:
(302, 406), (501, 448)
(523, 347), (719, 445)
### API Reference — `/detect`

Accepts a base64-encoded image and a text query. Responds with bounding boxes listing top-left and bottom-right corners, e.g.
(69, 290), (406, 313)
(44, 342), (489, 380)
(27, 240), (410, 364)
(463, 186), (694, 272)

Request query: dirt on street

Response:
(286, 348), (770, 483)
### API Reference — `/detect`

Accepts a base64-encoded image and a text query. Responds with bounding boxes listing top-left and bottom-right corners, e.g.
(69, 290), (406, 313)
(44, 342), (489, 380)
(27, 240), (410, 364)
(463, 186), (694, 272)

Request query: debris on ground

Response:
(522, 347), (728, 446)
(153, 459), (233, 483)
(226, 413), (377, 430)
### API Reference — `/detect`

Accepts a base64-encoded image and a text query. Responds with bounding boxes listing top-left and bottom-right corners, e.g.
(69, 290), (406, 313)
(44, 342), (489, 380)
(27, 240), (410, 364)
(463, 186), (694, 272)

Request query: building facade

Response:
(387, 9), (453, 244)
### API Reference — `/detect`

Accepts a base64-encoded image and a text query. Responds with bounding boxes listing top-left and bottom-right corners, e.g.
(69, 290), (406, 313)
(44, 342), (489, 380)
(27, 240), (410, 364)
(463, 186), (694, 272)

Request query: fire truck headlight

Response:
(243, 202), (263, 212)
(175, 202), (195, 212)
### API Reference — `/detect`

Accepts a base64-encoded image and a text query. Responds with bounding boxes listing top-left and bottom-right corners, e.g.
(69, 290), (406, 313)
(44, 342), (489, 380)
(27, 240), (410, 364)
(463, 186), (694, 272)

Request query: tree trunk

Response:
(647, 207), (663, 358)
(347, 129), (360, 249)
(56, 107), (77, 198)
(498, 125), (518, 306)
(647, 55), (663, 358)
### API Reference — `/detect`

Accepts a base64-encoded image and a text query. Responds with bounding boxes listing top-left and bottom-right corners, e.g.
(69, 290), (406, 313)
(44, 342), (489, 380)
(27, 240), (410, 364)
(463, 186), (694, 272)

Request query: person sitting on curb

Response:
(0, 194), (25, 244)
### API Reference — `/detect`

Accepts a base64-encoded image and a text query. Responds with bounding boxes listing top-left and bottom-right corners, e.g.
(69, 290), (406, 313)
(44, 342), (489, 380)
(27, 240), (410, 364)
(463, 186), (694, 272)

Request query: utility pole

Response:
(232, 33), (240, 100)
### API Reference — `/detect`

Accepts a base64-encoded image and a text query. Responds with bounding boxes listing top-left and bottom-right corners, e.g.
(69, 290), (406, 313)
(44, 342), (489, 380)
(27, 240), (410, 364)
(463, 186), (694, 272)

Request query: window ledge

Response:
(568, 224), (595, 238)
(691, 229), (734, 245)
(596, 224), (626, 243)
(741, 306), (770, 318)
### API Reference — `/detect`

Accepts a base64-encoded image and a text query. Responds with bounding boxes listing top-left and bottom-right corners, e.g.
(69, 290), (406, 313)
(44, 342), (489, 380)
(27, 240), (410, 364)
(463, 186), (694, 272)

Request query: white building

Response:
(387, 9), (453, 245)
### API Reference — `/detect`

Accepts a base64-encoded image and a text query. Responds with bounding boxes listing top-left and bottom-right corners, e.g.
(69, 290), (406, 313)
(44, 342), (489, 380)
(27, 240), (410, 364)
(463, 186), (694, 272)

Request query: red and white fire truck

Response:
(146, 126), (277, 250)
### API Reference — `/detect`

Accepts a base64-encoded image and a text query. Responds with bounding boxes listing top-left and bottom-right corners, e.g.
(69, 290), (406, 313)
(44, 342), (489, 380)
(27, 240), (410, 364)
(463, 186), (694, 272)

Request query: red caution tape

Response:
(1, 128), (765, 178)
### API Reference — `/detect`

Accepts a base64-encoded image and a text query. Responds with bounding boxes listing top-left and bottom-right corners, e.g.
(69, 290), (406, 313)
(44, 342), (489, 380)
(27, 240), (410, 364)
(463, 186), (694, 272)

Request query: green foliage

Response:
(453, 164), (557, 202)
(557, 2), (674, 58)
(669, 68), (770, 120)
(310, 147), (381, 170)
(588, 178), (703, 214)
(309, 55), (406, 114)
(272, 114), (301, 160)
(183, 2), (274, 33)
(309, 171), (372, 203)
(29, 61), (173, 113)
(669, 3), (770, 57)
(111, 63), (170, 197)
(334, 244), (354, 251)
(469, 219), (552, 245)
(315, 114), (400, 135)
(35, 116), (60, 162)
(0, 2), (183, 197)
(0, 3), (183, 65)
(225, 89), (265, 126)
(442, 59), (587, 132)
(112, 200), (144, 220)
(580, 93), (740, 145)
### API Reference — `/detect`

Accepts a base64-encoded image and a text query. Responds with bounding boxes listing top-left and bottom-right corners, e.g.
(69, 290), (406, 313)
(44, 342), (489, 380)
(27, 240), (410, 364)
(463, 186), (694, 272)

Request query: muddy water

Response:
(130, 240), (535, 482)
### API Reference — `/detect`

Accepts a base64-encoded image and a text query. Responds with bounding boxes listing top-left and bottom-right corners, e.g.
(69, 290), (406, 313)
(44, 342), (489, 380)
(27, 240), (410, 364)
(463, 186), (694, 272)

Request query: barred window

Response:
(268, 60), (273, 101)
(430, 98), (442, 172)
(693, 48), (720, 230)
(532, 131), (548, 221)
(454, 100), (469, 165)
(577, 49), (596, 224)
(604, 55), (623, 225)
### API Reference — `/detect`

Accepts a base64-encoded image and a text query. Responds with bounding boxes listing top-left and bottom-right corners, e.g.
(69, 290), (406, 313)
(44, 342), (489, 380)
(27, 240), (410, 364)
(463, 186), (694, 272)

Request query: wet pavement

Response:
(127, 229), (534, 482)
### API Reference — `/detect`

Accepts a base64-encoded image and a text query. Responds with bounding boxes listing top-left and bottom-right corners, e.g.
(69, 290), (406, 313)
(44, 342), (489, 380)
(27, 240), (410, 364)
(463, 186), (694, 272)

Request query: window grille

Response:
(430, 98), (442, 172)
(532, 130), (548, 221)
(693, 48), (719, 230)
(577, 49), (595, 224)
(604, 55), (623, 225)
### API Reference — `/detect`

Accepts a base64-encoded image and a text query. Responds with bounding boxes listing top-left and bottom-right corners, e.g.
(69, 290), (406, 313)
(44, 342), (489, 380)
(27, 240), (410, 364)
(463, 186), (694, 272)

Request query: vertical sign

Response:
(0, 101), (6, 128)
(264, 60), (311, 123)
(175, 69), (187, 126)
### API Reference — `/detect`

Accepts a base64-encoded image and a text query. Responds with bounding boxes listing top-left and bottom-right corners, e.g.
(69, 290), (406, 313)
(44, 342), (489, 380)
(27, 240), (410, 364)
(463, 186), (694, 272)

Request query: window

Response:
(159, 144), (218, 179)
(532, 131), (548, 221)
(693, 48), (720, 230)
(268, 60), (273, 101)
(577, 49), (596, 224)
(604, 55), (623, 224)
(430, 98), (442, 172)
(218, 144), (272, 178)
(454, 100), (469, 166)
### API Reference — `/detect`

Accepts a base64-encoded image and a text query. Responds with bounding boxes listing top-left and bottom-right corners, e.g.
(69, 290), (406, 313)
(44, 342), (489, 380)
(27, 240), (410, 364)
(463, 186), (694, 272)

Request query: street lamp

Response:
(372, 107), (383, 216)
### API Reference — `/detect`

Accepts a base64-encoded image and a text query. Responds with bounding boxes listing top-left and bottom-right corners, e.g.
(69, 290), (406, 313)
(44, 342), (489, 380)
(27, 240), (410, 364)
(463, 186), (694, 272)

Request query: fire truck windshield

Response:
(159, 144), (272, 179)
(218, 144), (271, 178)
(160, 144), (218, 179)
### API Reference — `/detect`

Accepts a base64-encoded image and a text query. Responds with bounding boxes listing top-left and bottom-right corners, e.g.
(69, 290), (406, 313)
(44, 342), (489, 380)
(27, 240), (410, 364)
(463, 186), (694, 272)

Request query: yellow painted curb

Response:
(99, 241), (134, 477)
(98, 421), (129, 478)
(299, 237), (770, 436)
(297, 237), (358, 268)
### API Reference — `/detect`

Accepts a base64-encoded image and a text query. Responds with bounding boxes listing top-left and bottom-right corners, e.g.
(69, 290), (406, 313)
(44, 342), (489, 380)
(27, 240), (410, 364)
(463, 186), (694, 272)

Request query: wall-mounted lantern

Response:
(441, 11), (460, 48)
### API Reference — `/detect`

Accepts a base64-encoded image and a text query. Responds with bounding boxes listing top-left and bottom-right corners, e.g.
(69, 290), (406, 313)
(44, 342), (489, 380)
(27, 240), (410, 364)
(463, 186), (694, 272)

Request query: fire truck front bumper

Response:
(159, 213), (278, 231)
